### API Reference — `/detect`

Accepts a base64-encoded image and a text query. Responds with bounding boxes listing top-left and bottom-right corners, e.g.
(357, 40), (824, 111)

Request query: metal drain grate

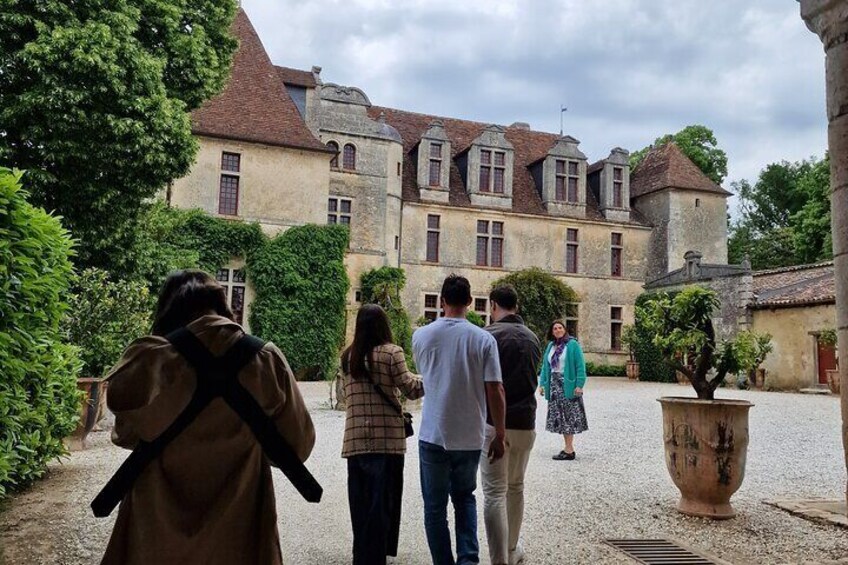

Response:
(604, 539), (724, 564)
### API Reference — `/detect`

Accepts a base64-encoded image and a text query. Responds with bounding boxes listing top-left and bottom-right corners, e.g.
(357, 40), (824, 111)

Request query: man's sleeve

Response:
(483, 334), (502, 383)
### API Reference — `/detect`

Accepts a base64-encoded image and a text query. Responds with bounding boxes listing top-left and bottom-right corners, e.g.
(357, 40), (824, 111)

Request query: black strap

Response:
(91, 329), (321, 518)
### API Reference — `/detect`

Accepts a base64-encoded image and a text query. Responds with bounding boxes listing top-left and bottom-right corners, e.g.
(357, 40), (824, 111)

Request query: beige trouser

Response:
(480, 425), (536, 565)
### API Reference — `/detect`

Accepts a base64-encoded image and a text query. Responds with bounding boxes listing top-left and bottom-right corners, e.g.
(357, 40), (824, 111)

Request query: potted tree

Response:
(621, 325), (640, 380)
(819, 329), (840, 394)
(641, 286), (772, 519)
(739, 331), (774, 390)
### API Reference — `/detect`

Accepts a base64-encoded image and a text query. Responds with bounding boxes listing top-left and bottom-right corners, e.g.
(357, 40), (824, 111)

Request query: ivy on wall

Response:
(633, 292), (677, 383)
(359, 266), (414, 370)
(248, 224), (350, 381)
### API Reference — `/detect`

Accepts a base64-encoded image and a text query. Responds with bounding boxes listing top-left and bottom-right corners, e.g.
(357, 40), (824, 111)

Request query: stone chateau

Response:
(169, 9), (731, 366)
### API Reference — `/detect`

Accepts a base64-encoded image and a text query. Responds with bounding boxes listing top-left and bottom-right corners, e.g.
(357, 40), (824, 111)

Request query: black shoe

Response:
(552, 450), (576, 461)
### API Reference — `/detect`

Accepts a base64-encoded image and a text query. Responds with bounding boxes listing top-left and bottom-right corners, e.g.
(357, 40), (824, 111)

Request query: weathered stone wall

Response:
(399, 202), (649, 361)
(752, 303), (836, 390)
(667, 190), (728, 269)
(170, 136), (331, 236)
(633, 190), (670, 280)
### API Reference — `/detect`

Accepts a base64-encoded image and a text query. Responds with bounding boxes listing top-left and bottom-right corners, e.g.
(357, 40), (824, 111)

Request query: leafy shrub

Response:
(360, 267), (415, 370)
(466, 311), (486, 327)
(633, 293), (676, 383)
(585, 362), (626, 377)
(249, 224), (350, 380)
(0, 168), (82, 497)
(491, 268), (579, 340)
(65, 269), (152, 378)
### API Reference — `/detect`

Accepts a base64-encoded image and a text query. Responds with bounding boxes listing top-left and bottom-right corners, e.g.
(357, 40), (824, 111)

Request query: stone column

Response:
(800, 0), (848, 505)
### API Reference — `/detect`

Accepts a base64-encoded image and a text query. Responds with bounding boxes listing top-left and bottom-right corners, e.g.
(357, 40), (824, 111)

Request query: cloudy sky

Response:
(243, 0), (827, 214)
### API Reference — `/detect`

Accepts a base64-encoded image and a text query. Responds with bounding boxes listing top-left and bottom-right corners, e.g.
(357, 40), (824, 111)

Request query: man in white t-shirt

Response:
(413, 274), (506, 565)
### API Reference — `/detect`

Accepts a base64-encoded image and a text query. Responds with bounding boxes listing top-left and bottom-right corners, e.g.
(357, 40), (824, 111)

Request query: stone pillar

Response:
(800, 0), (848, 505)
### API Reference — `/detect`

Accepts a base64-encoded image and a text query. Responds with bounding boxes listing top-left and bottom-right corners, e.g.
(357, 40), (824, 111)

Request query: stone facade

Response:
(168, 8), (732, 367)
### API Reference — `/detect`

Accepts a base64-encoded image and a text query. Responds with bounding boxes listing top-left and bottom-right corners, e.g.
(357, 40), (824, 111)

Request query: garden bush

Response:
(0, 168), (82, 497)
(360, 267), (415, 369)
(65, 269), (152, 378)
(466, 311), (486, 327)
(585, 362), (627, 377)
(249, 224), (350, 380)
(491, 268), (579, 340)
(633, 293), (677, 383)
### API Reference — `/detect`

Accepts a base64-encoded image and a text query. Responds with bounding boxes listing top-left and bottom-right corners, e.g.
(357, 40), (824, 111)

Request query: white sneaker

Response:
(509, 544), (526, 565)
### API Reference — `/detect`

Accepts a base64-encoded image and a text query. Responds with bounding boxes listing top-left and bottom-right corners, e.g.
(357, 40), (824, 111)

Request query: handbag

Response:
(365, 368), (414, 438)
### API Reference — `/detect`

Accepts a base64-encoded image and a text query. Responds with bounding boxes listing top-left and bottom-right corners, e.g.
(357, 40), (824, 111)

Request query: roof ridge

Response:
(372, 105), (560, 138)
(753, 260), (834, 276)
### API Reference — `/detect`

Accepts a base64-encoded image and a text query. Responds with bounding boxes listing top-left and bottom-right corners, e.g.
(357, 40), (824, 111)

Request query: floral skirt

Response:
(545, 373), (588, 435)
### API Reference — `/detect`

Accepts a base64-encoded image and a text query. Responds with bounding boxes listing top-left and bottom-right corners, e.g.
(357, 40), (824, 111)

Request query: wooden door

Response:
(817, 339), (837, 384)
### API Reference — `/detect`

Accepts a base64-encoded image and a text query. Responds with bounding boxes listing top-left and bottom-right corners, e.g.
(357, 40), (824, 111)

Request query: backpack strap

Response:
(91, 329), (322, 518)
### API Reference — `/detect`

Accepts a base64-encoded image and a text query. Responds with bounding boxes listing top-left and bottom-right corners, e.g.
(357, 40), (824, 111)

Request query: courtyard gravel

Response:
(1, 378), (846, 564)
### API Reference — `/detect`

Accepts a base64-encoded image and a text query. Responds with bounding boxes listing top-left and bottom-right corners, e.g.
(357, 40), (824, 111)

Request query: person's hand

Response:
(574, 387), (583, 396)
(538, 386), (545, 396)
(488, 434), (505, 462)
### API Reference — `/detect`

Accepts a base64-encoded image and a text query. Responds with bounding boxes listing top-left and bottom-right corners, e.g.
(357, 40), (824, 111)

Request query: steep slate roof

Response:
(751, 262), (835, 309)
(191, 10), (328, 152)
(368, 106), (649, 225)
(275, 65), (317, 88)
(630, 143), (731, 199)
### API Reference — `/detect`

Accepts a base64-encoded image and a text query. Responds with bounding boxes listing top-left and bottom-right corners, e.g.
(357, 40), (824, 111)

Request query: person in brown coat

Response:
(100, 270), (315, 565)
(341, 304), (424, 565)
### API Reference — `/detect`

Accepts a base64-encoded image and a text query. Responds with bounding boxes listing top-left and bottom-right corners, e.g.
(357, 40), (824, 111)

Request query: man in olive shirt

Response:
(480, 285), (542, 565)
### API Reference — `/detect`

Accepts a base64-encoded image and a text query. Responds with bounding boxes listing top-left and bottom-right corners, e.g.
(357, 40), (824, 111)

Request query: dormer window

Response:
(613, 167), (624, 207)
(555, 160), (579, 202)
(429, 143), (443, 187)
(479, 150), (507, 194)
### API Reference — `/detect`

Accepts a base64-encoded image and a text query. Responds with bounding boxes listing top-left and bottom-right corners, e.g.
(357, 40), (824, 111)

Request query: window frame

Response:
(476, 220), (504, 267)
(423, 293), (441, 322)
(342, 143), (357, 171)
(611, 232), (623, 277)
(426, 214), (440, 263)
(428, 142), (443, 187)
(473, 297), (491, 325)
(565, 228), (579, 274)
(216, 267), (247, 325)
(610, 306), (624, 351)
(564, 302), (579, 339)
(218, 173), (240, 216)
(612, 166), (624, 208)
(479, 149), (506, 194)
(328, 197), (352, 225)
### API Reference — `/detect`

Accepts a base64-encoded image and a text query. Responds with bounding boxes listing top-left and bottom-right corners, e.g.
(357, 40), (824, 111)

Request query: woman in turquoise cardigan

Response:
(538, 320), (588, 460)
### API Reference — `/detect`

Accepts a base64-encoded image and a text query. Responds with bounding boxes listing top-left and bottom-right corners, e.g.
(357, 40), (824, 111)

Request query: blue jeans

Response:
(419, 441), (482, 565)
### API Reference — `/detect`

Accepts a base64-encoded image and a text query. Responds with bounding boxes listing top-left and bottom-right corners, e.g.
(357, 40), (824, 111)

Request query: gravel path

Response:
(1, 379), (847, 564)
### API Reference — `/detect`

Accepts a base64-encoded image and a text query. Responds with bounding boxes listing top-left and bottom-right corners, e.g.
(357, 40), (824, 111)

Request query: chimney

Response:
(509, 121), (530, 130)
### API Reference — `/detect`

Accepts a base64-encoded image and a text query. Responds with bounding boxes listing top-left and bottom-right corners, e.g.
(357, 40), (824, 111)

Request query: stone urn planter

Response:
(626, 361), (640, 381)
(827, 369), (840, 395)
(69, 377), (106, 450)
(658, 397), (754, 519)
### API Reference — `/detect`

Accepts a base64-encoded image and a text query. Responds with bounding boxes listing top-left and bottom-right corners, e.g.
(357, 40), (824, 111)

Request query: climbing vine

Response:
(360, 266), (415, 369)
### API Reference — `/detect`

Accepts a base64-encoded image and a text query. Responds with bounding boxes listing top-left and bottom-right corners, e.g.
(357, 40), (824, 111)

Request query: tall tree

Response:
(0, 0), (237, 271)
(630, 125), (729, 185)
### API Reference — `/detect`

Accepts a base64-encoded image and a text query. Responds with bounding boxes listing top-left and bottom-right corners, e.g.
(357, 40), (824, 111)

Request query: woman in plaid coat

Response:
(341, 304), (424, 565)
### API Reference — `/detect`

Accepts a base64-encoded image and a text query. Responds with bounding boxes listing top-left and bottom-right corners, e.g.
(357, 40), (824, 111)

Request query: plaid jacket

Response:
(341, 344), (424, 457)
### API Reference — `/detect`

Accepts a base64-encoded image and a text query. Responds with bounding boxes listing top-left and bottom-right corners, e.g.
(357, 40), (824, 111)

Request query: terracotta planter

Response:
(754, 368), (766, 390)
(657, 396), (754, 519)
(827, 369), (840, 395)
(626, 361), (640, 381)
(70, 378), (106, 449)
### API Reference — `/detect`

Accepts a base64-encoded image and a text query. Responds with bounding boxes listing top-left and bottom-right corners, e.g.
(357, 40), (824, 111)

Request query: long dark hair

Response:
(341, 304), (394, 380)
(152, 270), (234, 336)
(546, 319), (569, 343)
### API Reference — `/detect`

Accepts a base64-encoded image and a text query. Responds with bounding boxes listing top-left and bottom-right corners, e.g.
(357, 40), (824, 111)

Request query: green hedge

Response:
(492, 268), (579, 341)
(249, 224), (350, 381)
(585, 362), (626, 377)
(633, 292), (676, 383)
(0, 168), (82, 497)
(359, 267), (415, 370)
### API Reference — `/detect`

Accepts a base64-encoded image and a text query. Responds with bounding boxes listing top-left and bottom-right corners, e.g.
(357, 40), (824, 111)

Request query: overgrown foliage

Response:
(585, 362), (626, 377)
(639, 286), (772, 399)
(360, 267), (415, 368)
(0, 0), (238, 270)
(728, 155), (831, 269)
(491, 268), (579, 341)
(65, 269), (152, 379)
(632, 293), (677, 383)
(0, 168), (82, 497)
(249, 225), (350, 381)
(466, 311), (486, 328)
(630, 125), (728, 185)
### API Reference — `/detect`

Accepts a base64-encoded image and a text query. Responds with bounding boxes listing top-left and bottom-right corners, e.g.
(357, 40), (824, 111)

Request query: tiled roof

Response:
(275, 65), (317, 88)
(630, 143), (731, 199)
(191, 10), (328, 153)
(751, 262), (835, 308)
(367, 106), (650, 225)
